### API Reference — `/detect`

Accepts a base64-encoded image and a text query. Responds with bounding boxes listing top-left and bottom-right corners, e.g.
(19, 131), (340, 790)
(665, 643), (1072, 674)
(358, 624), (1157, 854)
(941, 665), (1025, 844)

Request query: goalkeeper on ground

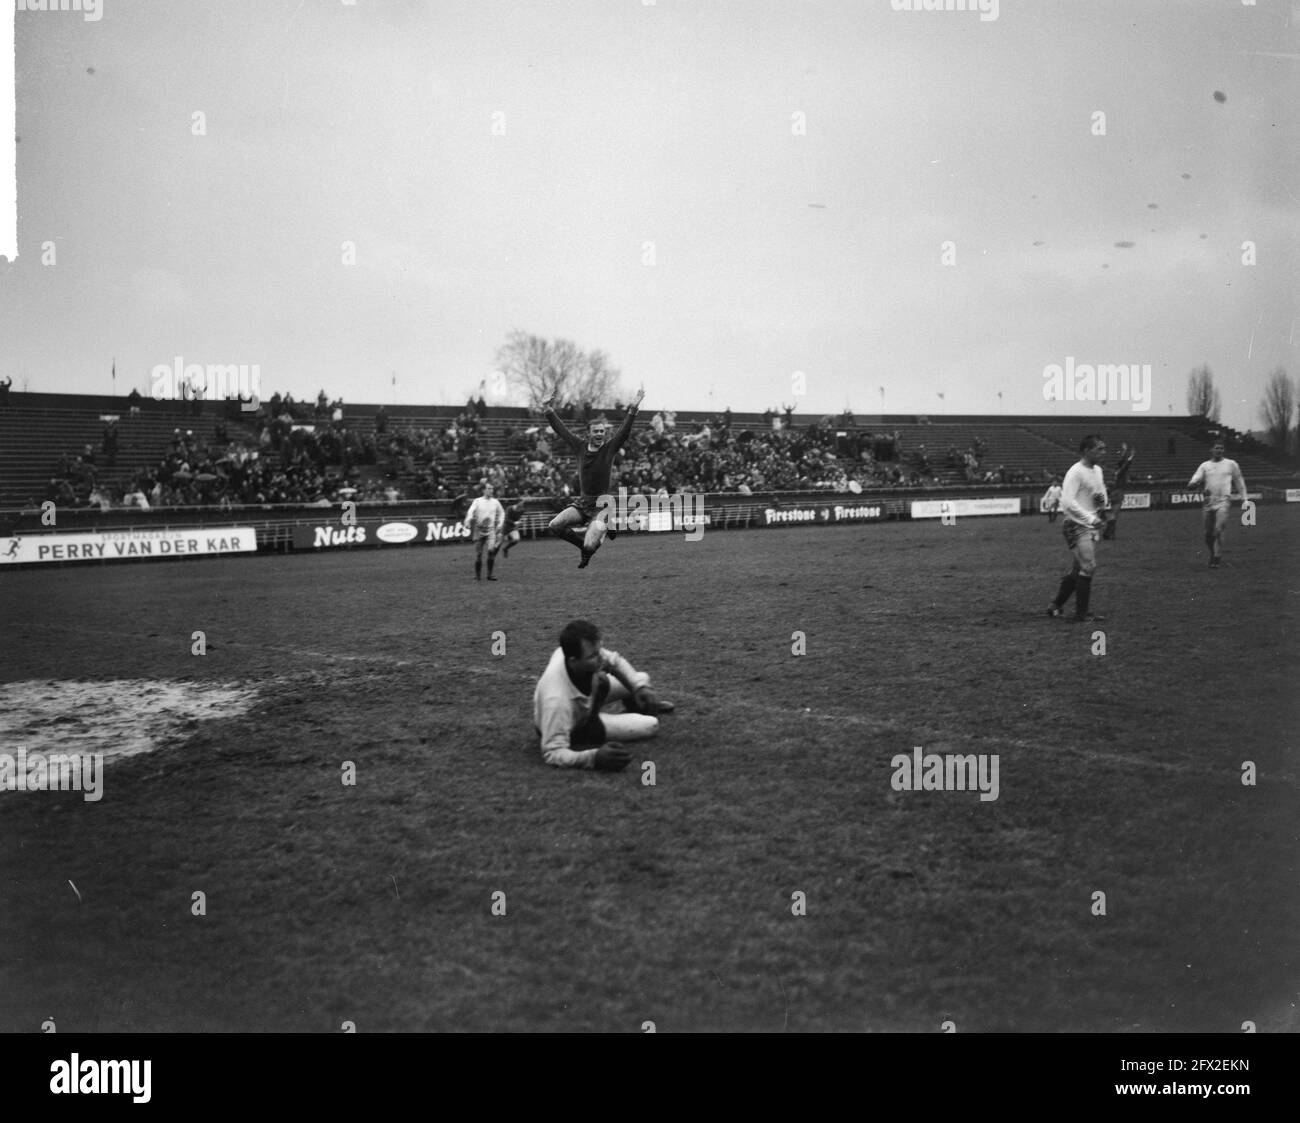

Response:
(533, 619), (674, 771)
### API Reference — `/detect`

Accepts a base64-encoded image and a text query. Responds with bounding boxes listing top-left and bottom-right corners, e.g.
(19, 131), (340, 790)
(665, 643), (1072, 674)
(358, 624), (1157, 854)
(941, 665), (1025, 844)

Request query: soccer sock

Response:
(1053, 574), (1077, 607)
(562, 527), (586, 550)
(1074, 574), (1092, 616)
(487, 554), (495, 577)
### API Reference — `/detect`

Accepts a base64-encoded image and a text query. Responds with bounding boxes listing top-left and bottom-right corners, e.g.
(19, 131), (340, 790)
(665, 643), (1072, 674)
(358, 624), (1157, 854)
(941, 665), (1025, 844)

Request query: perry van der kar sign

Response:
(292, 520), (469, 549)
(0, 528), (256, 564)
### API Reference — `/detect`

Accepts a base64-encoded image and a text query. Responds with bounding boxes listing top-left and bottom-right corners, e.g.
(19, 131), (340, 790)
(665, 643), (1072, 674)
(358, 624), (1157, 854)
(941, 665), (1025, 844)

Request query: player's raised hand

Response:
(540, 391), (557, 412)
(633, 386), (645, 407)
(593, 744), (634, 771)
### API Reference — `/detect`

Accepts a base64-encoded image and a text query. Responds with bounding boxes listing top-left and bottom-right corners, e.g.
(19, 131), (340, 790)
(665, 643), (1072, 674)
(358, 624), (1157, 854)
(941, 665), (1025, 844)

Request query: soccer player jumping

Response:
(1046, 434), (1108, 623)
(541, 387), (644, 568)
(1187, 440), (1248, 568)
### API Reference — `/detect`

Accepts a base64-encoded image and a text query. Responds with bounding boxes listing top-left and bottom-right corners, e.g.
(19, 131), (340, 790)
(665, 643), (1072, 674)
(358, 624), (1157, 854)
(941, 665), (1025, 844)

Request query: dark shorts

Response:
(570, 713), (606, 747)
(565, 495), (602, 519)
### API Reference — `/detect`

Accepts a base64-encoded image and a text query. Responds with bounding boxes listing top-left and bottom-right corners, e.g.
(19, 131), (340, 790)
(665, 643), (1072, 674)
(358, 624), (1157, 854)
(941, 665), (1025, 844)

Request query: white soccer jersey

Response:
(1188, 458), (1246, 510)
(533, 646), (650, 769)
(1060, 461), (1107, 526)
(463, 497), (504, 536)
(1043, 484), (1062, 509)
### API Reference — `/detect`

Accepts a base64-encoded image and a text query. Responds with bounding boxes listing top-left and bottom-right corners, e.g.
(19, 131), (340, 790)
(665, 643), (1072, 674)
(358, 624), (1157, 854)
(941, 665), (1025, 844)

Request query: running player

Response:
(1046, 435), (1108, 622)
(462, 483), (504, 581)
(1100, 442), (1135, 541)
(1187, 440), (1248, 568)
(541, 387), (644, 568)
(1042, 477), (1062, 523)
(500, 499), (526, 557)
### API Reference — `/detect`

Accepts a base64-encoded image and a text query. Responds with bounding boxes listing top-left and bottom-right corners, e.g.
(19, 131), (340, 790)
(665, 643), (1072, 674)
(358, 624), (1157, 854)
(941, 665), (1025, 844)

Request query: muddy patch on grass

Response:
(0, 679), (260, 765)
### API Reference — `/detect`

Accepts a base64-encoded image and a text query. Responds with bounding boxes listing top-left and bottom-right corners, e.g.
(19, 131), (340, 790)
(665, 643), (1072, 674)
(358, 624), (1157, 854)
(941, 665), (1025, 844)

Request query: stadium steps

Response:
(1018, 422), (1276, 482)
(0, 403), (264, 506)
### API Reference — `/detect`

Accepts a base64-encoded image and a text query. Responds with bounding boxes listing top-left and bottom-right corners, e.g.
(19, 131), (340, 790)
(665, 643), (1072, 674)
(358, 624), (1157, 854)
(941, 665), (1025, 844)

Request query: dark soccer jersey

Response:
(1107, 450), (1136, 507)
(544, 406), (638, 497)
(502, 503), (525, 534)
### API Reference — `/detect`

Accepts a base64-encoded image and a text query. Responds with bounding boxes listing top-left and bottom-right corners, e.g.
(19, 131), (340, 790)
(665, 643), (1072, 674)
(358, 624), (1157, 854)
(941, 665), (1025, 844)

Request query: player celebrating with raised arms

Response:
(1046, 435), (1108, 623)
(541, 386), (644, 568)
(463, 482), (504, 581)
(1187, 440), (1248, 568)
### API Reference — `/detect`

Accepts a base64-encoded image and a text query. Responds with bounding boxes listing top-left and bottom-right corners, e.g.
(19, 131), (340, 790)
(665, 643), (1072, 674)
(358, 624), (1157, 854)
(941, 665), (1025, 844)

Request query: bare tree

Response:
(1258, 366), (1295, 451)
(495, 331), (625, 409)
(1185, 364), (1220, 420)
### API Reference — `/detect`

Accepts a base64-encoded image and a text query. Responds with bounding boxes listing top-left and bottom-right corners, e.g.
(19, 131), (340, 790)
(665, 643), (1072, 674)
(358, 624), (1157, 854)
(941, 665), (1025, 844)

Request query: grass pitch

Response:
(1, 507), (1297, 1032)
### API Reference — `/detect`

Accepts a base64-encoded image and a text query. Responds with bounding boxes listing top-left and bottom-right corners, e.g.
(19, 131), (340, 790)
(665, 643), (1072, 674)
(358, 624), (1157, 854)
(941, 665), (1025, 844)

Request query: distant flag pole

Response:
(111, 357), (116, 395)
(879, 385), (884, 417)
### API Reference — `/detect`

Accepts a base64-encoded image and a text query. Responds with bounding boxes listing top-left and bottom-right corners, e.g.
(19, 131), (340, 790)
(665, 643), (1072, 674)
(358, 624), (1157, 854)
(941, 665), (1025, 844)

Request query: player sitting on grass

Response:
(541, 387), (644, 568)
(533, 619), (674, 771)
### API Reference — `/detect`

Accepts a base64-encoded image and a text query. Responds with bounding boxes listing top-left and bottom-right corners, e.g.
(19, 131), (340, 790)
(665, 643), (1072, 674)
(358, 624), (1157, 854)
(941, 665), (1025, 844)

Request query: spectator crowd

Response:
(38, 391), (1041, 510)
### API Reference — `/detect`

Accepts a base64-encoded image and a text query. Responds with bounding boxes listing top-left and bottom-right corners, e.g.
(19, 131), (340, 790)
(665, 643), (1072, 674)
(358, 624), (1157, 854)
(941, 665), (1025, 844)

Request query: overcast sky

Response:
(1, 0), (1295, 430)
